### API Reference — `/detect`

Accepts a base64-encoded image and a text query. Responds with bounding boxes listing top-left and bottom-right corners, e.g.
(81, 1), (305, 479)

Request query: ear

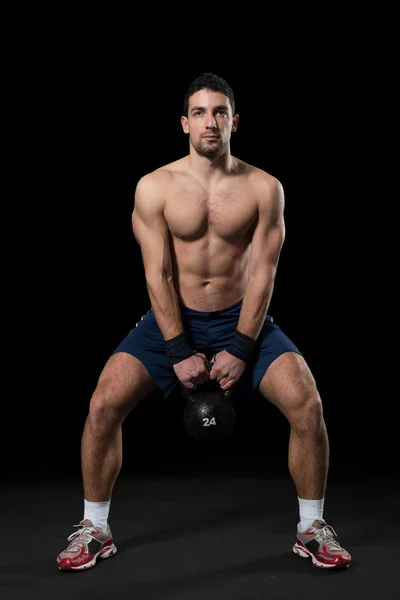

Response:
(181, 115), (189, 134)
(231, 113), (239, 132)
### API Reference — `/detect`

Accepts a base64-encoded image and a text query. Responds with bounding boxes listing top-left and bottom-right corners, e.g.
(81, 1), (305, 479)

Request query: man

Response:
(57, 73), (351, 571)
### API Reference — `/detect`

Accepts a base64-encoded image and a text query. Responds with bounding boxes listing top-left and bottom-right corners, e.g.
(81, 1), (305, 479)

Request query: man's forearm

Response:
(236, 278), (275, 340)
(146, 276), (184, 341)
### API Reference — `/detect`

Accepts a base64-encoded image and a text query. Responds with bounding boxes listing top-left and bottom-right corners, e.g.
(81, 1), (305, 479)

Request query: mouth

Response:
(203, 136), (219, 141)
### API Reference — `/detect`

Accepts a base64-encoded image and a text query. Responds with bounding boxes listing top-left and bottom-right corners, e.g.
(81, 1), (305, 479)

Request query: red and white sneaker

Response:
(57, 519), (117, 571)
(293, 519), (351, 569)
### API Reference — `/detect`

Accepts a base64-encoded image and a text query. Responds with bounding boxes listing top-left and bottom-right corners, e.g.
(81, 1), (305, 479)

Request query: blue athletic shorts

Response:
(112, 298), (302, 399)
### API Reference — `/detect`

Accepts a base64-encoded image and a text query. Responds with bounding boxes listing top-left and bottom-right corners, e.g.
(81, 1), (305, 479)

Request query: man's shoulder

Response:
(134, 157), (189, 211)
(235, 159), (282, 199)
(234, 159), (284, 214)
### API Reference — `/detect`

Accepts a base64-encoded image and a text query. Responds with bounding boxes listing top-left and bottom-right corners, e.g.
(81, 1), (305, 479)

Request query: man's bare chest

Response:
(164, 183), (257, 241)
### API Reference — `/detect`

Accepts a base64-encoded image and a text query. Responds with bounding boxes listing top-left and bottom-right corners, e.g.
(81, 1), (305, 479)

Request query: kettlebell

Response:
(181, 363), (236, 441)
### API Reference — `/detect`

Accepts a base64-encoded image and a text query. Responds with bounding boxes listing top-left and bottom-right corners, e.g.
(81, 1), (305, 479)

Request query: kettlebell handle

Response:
(181, 384), (235, 401)
(180, 380), (236, 402)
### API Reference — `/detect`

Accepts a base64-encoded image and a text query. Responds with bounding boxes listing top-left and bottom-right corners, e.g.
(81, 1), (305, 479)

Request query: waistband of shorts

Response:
(180, 297), (243, 317)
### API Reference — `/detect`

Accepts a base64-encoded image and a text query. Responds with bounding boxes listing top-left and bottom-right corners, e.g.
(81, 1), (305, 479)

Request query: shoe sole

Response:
(293, 542), (350, 569)
(58, 543), (117, 571)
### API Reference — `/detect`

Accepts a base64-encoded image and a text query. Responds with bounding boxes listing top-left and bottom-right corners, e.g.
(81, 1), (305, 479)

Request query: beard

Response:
(191, 135), (226, 157)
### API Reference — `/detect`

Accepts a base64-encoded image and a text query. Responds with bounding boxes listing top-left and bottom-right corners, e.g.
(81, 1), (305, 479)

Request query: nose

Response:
(205, 112), (217, 129)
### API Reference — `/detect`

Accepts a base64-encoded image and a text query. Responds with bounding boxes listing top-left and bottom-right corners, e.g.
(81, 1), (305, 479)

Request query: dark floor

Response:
(2, 453), (399, 600)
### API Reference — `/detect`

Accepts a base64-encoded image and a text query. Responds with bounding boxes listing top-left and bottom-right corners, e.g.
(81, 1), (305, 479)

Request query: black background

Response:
(6, 35), (395, 486)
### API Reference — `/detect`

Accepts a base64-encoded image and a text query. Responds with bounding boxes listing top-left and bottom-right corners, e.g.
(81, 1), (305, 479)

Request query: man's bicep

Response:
(132, 177), (172, 279)
(248, 180), (285, 281)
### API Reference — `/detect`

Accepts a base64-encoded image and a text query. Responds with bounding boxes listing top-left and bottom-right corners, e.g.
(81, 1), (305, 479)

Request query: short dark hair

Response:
(183, 72), (235, 117)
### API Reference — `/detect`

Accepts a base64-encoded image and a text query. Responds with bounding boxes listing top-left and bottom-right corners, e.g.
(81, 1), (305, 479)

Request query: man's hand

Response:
(209, 350), (246, 390)
(173, 353), (210, 390)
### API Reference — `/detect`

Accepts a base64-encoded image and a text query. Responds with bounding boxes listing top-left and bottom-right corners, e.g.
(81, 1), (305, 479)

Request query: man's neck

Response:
(188, 150), (235, 182)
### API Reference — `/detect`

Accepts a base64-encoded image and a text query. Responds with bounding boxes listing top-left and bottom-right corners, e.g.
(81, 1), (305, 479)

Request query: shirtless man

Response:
(57, 73), (351, 571)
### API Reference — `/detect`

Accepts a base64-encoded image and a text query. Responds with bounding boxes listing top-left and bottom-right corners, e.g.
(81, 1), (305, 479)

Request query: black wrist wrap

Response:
(226, 329), (256, 362)
(165, 332), (195, 364)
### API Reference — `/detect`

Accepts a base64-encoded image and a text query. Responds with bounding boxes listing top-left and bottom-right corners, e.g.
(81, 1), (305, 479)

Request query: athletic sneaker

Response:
(57, 519), (117, 571)
(293, 519), (351, 569)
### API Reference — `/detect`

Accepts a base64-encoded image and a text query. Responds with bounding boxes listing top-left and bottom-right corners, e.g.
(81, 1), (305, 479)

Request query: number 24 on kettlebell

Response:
(181, 383), (236, 441)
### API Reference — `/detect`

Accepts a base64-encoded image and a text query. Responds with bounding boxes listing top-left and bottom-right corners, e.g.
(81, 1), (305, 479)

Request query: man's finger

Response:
(220, 379), (235, 390)
(209, 368), (218, 380)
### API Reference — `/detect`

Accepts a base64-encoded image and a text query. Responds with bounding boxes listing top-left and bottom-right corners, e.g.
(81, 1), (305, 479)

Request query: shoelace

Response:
(314, 524), (342, 550)
(67, 524), (95, 547)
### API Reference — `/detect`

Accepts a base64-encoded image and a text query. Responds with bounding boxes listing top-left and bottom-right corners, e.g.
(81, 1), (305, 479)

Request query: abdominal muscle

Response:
(171, 235), (251, 312)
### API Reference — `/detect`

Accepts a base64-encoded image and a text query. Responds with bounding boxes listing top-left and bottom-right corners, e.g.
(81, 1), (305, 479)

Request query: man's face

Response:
(181, 89), (238, 157)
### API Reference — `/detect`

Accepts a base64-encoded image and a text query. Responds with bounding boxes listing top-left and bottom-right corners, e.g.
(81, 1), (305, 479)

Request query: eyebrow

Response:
(190, 105), (229, 113)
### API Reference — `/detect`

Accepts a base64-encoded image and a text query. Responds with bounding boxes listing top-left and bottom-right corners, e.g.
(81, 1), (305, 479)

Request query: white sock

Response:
(83, 499), (110, 532)
(297, 497), (325, 532)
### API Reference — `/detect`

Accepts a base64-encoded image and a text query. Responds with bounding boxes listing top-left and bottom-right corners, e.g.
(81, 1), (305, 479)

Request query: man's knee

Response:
(289, 391), (324, 435)
(88, 353), (156, 427)
(89, 384), (124, 428)
(259, 352), (324, 433)
(268, 384), (323, 434)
